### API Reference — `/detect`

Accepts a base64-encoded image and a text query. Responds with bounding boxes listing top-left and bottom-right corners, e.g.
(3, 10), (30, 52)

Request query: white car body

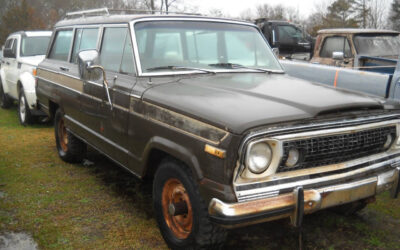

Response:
(0, 31), (52, 113)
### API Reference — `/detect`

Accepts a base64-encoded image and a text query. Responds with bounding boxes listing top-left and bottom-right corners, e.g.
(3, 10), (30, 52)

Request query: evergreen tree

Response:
(323, 0), (359, 28)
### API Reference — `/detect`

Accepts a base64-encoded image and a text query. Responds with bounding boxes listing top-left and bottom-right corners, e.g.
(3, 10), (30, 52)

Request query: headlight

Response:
(285, 148), (300, 168)
(247, 142), (272, 174)
(384, 134), (394, 149)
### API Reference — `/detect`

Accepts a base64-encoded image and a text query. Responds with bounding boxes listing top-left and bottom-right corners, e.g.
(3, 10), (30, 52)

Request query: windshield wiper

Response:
(146, 66), (216, 74)
(208, 63), (281, 73)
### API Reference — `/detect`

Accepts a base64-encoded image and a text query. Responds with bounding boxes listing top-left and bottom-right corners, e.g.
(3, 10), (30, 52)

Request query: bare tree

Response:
(368, 0), (390, 28)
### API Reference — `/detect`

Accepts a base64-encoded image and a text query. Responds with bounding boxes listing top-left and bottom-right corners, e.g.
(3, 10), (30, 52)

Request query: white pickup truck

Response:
(0, 31), (52, 125)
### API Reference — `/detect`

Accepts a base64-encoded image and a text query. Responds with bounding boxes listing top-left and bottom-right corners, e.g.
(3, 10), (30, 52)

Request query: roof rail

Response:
(65, 8), (109, 19)
(64, 7), (201, 19)
(108, 9), (201, 16)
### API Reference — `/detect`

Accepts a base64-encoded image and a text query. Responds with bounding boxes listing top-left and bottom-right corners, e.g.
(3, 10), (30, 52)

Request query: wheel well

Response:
(144, 149), (169, 180)
(48, 101), (59, 120)
(17, 81), (22, 96)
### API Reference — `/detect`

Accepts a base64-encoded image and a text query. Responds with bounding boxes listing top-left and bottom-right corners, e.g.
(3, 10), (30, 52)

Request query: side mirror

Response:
(78, 50), (103, 81)
(272, 48), (279, 57)
(3, 48), (15, 58)
(77, 50), (113, 110)
(332, 51), (344, 60)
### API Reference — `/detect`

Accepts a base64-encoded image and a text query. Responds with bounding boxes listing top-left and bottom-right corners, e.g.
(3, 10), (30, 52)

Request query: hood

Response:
(143, 73), (384, 134)
(19, 55), (46, 67)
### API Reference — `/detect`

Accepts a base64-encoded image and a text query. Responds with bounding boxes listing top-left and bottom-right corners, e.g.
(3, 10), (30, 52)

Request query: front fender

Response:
(141, 136), (203, 180)
(19, 72), (37, 108)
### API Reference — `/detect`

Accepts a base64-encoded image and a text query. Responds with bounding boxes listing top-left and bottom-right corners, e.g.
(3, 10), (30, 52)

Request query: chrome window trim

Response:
(129, 17), (284, 76)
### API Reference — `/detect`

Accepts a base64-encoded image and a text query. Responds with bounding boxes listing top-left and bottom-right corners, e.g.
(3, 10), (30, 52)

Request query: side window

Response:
(277, 25), (302, 44)
(71, 28), (99, 63)
(11, 38), (17, 55)
(49, 29), (73, 61)
(100, 27), (130, 73)
(320, 36), (352, 58)
(4, 39), (13, 49)
(120, 36), (135, 74)
(3, 39), (14, 58)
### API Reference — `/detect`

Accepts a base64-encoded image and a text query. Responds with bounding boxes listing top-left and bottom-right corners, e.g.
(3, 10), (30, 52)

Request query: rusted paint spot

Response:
(143, 102), (228, 144)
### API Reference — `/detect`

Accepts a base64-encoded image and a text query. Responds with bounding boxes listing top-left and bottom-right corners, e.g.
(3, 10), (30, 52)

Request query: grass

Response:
(0, 106), (400, 249)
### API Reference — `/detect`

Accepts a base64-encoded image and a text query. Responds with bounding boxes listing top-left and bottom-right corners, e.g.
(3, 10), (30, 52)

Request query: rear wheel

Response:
(18, 90), (34, 125)
(54, 109), (86, 163)
(153, 158), (226, 249)
(0, 82), (12, 109)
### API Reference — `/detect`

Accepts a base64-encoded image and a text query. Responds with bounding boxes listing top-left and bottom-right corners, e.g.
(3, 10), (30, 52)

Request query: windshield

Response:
(134, 21), (282, 73)
(354, 34), (400, 57)
(20, 36), (51, 57)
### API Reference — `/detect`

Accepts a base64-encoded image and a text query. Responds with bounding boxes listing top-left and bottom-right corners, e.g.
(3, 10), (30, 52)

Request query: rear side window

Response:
(71, 28), (99, 63)
(100, 27), (134, 73)
(49, 30), (73, 61)
(320, 36), (352, 58)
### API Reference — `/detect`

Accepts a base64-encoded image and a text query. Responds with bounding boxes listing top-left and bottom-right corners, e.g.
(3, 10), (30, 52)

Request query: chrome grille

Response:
(278, 126), (397, 172)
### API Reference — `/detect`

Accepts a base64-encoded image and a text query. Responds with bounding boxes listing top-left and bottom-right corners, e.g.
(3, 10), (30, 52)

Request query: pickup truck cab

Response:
(36, 9), (400, 249)
(255, 19), (314, 60)
(0, 31), (52, 125)
(311, 29), (400, 74)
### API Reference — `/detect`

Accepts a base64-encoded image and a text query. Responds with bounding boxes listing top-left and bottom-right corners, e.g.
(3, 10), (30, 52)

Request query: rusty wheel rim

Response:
(58, 117), (68, 152)
(162, 178), (193, 239)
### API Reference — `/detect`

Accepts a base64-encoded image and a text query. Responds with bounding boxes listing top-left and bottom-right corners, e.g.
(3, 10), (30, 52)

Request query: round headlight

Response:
(247, 142), (272, 174)
(285, 148), (300, 168)
(384, 134), (393, 149)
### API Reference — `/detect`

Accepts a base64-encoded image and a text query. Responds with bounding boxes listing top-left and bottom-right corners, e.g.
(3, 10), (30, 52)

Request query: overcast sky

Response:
(184, 0), (322, 18)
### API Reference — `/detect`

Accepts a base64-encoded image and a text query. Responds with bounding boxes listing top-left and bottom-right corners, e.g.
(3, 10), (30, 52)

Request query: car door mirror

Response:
(3, 48), (15, 58)
(78, 50), (113, 110)
(332, 51), (344, 60)
(77, 50), (103, 81)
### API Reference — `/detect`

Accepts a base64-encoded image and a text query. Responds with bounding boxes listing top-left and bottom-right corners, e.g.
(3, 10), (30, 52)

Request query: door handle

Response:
(6, 62), (10, 65)
(59, 66), (69, 72)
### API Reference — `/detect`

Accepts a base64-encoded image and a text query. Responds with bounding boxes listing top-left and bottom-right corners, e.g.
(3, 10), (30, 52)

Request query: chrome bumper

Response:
(209, 167), (400, 228)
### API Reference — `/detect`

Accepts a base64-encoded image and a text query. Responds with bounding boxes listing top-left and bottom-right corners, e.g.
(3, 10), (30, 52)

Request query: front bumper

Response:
(209, 166), (400, 228)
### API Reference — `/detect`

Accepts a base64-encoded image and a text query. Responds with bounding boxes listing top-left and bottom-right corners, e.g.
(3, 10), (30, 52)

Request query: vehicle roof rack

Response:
(64, 7), (201, 19)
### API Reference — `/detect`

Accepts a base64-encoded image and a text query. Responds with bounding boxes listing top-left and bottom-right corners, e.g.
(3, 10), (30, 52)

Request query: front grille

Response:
(278, 126), (397, 172)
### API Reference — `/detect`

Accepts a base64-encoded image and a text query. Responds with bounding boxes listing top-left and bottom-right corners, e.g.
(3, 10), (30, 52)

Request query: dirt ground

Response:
(0, 106), (399, 249)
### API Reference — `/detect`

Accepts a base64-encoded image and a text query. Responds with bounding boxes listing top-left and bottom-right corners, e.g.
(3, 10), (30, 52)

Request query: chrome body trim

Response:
(233, 117), (400, 202)
(210, 167), (399, 227)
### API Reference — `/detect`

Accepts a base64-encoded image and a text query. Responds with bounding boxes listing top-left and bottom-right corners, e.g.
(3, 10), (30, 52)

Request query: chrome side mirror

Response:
(78, 50), (102, 81)
(332, 51), (344, 60)
(77, 50), (113, 110)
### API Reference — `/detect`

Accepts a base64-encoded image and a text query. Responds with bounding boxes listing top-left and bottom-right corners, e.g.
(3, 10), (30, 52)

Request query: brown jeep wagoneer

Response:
(35, 8), (400, 249)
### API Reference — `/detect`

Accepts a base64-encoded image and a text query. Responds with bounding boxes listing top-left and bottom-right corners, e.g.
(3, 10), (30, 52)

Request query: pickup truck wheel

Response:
(54, 109), (86, 163)
(0, 82), (12, 109)
(153, 159), (227, 249)
(18, 90), (34, 125)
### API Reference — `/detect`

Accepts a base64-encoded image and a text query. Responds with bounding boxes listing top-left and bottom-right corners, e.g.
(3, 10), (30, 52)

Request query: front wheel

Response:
(18, 90), (34, 125)
(153, 158), (226, 249)
(54, 109), (86, 163)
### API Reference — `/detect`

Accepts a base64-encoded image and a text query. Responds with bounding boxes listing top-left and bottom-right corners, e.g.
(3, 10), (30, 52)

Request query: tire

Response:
(153, 158), (227, 250)
(18, 90), (34, 125)
(331, 199), (368, 216)
(54, 109), (86, 163)
(0, 81), (12, 109)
